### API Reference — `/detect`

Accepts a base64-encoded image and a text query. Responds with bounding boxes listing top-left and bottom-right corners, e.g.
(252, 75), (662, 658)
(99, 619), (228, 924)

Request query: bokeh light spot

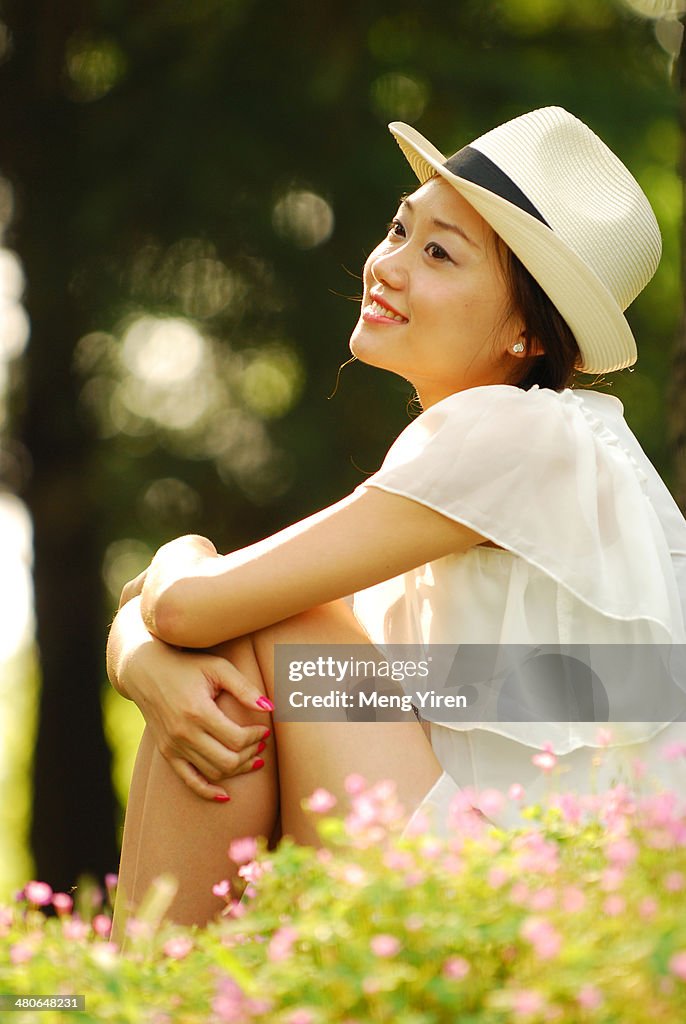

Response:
(0, 495), (33, 660)
(272, 190), (335, 249)
(140, 477), (202, 530)
(370, 72), (429, 123)
(175, 258), (244, 318)
(0, 250), (29, 360)
(240, 345), (305, 419)
(64, 32), (127, 102)
(121, 316), (206, 385)
(102, 538), (153, 604)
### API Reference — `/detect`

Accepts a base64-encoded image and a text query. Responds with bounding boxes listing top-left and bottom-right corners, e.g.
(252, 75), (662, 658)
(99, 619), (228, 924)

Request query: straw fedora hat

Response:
(389, 107), (661, 374)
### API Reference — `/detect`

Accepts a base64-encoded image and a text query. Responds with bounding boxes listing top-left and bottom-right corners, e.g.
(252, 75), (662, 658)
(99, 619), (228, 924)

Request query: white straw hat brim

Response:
(390, 121), (639, 375)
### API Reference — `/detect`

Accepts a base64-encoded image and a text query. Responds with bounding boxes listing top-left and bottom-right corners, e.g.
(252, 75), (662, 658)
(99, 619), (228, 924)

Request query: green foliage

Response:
(2, 778), (686, 1022)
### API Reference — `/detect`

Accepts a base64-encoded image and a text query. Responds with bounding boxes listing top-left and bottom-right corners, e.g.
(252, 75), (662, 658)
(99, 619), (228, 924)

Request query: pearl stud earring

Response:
(512, 341), (525, 353)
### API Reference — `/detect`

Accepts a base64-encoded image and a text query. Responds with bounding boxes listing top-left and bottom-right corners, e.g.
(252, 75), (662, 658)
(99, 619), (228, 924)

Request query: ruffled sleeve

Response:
(355, 384), (684, 643)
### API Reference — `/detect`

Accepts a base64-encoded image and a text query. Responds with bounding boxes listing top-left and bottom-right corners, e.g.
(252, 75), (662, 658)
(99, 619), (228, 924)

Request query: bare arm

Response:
(140, 487), (484, 649)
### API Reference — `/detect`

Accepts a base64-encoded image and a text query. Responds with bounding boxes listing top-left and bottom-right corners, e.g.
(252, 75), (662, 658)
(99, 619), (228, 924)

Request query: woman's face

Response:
(349, 176), (524, 408)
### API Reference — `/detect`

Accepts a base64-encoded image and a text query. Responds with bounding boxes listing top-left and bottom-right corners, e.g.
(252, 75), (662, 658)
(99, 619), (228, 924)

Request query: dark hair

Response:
(497, 240), (581, 392)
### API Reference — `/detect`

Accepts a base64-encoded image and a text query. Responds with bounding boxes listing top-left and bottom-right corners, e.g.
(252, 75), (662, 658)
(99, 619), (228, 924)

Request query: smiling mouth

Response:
(363, 299), (408, 323)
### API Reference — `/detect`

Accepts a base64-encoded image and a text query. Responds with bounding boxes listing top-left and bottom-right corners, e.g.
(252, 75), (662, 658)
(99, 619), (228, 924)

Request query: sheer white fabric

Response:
(353, 385), (686, 755)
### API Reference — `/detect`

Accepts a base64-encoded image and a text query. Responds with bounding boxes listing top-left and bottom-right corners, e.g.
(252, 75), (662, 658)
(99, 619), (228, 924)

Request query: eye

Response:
(425, 242), (451, 262)
(386, 218), (406, 239)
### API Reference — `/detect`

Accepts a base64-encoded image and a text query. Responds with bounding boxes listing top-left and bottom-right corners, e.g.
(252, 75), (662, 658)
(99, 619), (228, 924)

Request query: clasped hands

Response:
(111, 535), (271, 801)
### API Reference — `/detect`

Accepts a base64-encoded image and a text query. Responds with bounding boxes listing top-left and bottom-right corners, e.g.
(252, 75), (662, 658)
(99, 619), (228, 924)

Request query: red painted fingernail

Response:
(262, 728), (271, 740)
(256, 740), (267, 754)
(251, 758), (265, 771)
(213, 794), (231, 803)
(256, 697), (274, 712)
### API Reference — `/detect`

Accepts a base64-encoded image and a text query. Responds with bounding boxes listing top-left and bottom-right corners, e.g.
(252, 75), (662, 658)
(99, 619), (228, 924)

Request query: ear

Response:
(510, 331), (545, 358)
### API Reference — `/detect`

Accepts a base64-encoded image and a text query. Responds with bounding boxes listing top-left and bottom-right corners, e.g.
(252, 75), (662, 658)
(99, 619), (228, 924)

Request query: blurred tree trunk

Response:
(0, 2), (118, 888)
(673, 19), (686, 512)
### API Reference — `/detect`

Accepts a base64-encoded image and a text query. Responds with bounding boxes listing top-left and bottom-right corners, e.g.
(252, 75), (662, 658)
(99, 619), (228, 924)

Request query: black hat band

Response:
(444, 146), (550, 228)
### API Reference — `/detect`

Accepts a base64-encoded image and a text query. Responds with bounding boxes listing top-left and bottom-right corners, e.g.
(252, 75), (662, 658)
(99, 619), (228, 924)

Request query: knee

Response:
(253, 599), (362, 649)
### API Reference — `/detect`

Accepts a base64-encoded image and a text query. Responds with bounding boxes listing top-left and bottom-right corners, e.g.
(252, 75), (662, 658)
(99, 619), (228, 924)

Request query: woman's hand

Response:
(108, 598), (271, 801)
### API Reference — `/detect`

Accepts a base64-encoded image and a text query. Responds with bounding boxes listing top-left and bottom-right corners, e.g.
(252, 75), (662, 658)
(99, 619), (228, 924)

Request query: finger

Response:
(197, 693), (273, 753)
(119, 569), (148, 609)
(177, 728), (270, 782)
(168, 756), (232, 803)
(200, 734), (271, 780)
(205, 656), (275, 715)
(227, 744), (270, 779)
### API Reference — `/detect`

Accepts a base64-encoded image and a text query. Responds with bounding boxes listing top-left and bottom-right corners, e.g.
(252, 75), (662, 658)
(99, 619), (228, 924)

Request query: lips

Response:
(363, 295), (408, 323)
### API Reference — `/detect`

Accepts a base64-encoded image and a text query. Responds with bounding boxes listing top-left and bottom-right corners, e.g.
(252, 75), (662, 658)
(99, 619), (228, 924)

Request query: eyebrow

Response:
(400, 195), (479, 249)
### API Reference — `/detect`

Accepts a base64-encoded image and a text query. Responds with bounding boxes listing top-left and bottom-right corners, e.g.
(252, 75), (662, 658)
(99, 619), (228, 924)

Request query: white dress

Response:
(352, 385), (686, 831)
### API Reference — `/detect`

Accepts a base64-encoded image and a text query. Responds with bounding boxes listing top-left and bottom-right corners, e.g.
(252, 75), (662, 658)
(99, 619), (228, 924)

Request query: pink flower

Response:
(510, 882), (530, 906)
(10, 942), (34, 964)
(228, 837), (258, 865)
(237, 861), (264, 885)
(601, 867), (626, 892)
(341, 864), (367, 886)
(474, 788), (505, 819)
(561, 887), (586, 913)
(304, 787), (337, 813)
(603, 895), (626, 916)
(268, 926), (297, 963)
(443, 955), (470, 980)
(511, 989), (546, 1016)
(104, 873), (118, 892)
(212, 879), (231, 899)
(93, 914), (112, 938)
(24, 880), (53, 906)
(632, 758), (647, 780)
(508, 783), (525, 801)
(529, 887), (556, 912)
(419, 837), (443, 860)
(577, 985), (603, 1010)
(286, 1011), (315, 1024)
(669, 951), (686, 980)
(404, 914), (424, 931)
(662, 742), (686, 762)
(371, 779), (396, 801)
(225, 900), (247, 920)
(0, 906), (12, 935)
(344, 773), (367, 795)
(488, 867), (509, 890)
(532, 743), (557, 773)
(606, 838), (638, 867)
(639, 897), (658, 919)
(402, 809), (430, 837)
(212, 978), (248, 1022)
(62, 918), (90, 941)
(513, 833), (559, 875)
(383, 850), (413, 872)
(125, 918), (153, 940)
(520, 917), (562, 960)
(52, 892), (74, 915)
(664, 871), (685, 892)
(370, 934), (400, 957)
(163, 936), (193, 960)
(596, 727), (613, 747)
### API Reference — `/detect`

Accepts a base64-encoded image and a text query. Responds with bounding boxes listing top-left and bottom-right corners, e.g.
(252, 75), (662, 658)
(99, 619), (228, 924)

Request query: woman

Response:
(108, 106), (686, 929)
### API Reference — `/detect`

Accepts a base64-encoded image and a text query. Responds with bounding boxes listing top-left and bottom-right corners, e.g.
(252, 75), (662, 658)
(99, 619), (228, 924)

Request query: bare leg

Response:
(112, 634), (279, 935)
(252, 602), (442, 845)
(113, 601), (441, 932)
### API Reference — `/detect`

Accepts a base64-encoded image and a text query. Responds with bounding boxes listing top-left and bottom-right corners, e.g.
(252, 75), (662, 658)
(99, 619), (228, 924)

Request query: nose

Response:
(367, 239), (407, 290)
